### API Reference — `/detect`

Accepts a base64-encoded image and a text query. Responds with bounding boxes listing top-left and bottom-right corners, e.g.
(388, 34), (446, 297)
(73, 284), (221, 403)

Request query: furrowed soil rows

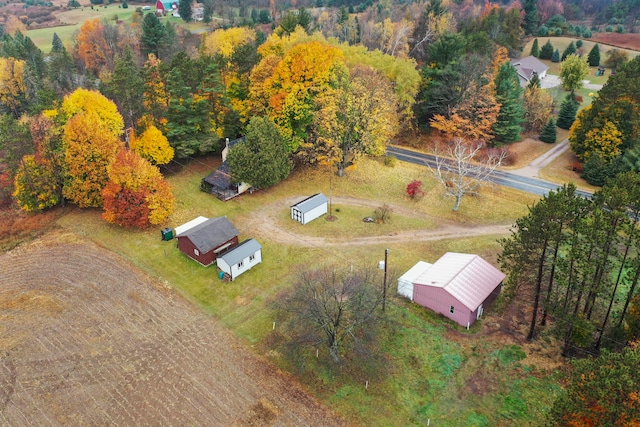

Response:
(0, 232), (343, 426)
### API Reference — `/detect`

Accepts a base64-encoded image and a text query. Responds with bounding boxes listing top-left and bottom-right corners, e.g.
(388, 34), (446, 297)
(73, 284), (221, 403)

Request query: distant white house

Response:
(511, 56), (549, 87)
(291, 193), (328, 225)
(217, 239), (262, 281)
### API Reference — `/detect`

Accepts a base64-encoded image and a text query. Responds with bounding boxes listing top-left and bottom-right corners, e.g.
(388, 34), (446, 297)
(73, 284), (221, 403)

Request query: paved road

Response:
(387, 145), (593, 199)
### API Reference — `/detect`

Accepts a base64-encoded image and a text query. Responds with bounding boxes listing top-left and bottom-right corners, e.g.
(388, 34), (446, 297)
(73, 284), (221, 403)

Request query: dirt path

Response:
(0, 232), (344, 426)
(241, 196), (512, 247)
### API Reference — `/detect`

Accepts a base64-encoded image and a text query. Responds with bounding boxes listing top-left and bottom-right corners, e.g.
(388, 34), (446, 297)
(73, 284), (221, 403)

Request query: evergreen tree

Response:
(101, 47), (144, 130)
(528, 71), (540, 88)
(557, 93), (579, 129)
(523, 0), (539, 35)
(297, 7), (312, 32)
(576, 39), (583, 49)
(551, 48), (561, 63)
(588, 43), (601, 66)
(178, 0), (192, 22)
(540, 117), (557, 143)
(492, 63), (525, 145)
(227, 116), (292, 189)
(122, 0), (128, 8)
(530, 38), (539, 57)
(539, 39), (554, 59)
(140, 13), (166, 58)
(562, 42), (576, 61)
(47, 43), (76, 95)
(51, 32), (64, 52)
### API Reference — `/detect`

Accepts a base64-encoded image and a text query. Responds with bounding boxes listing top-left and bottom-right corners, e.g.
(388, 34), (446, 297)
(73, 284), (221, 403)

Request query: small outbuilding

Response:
(398, 253), (505, 327)
(175, 216), (239, 266)
(217, 238), (262, 281)
(291, 193), (328, 225)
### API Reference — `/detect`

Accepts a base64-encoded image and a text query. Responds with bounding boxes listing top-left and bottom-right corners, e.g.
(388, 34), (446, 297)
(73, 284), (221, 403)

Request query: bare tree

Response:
(431, 138), (506, 212)
(276, 267), (383, 363)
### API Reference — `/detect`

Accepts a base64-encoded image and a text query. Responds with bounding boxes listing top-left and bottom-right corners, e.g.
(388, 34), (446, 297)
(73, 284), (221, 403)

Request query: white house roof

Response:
(398, 261), (432, 283)
(511, 56), (549, 81)
(291, 193), (328, 213)
(218, 239), (261, 266)
(174, 216), (209, 236)
(414, 252), (505, 311)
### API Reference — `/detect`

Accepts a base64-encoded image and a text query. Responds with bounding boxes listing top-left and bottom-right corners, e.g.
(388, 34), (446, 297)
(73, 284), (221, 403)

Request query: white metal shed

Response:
(216, 239), (262, 281)
(397, 261), (432, 300)
(290, 193), (328, 225)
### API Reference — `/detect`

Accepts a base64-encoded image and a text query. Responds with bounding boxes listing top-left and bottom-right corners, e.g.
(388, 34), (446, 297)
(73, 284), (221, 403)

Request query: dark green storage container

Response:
(161, 227), (174, 241)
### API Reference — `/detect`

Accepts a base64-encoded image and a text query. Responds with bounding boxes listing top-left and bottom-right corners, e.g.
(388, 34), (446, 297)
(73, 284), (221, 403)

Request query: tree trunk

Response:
(452, 194), (462, 212)
(528, 243), (548, 341)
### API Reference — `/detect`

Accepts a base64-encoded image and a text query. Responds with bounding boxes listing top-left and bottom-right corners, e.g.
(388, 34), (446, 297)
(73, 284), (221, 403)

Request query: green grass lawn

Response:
(54, 155), (558, 425)
(27, 8), (208, 53)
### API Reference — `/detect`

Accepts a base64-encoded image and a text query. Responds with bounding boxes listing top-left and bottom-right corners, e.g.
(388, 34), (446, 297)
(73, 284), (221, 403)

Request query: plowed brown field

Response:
(589, 32), (640, 51)
(0, 231), (344, 426)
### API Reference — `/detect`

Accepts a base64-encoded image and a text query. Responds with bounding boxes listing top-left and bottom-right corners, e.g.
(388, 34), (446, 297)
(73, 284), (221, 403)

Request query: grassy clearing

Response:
(522, 36), (639, 77)
(55, 155), (553, 425)
(27, 8), (208, 52)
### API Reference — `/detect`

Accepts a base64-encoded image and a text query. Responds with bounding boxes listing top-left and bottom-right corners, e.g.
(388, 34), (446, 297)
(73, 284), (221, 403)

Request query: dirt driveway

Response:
(0, 232), (343, 426)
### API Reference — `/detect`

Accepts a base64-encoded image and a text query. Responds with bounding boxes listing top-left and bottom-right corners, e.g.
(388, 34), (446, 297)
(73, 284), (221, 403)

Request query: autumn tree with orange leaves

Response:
(102, 149), (174, 228)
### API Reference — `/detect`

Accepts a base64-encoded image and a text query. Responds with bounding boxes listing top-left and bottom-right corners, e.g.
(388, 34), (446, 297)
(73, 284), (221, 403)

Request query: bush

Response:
(406, 180), (425, 199)
(553, 27), (563, 36)
(616, 24), (625, 33)
(373, 204), (393, 223)
(605, 25), (613, 32)
(576, 39), (583, 49)
(583, 29), (592, 38)
(537, 25), (549, 37)
(383, 155), (397, 167)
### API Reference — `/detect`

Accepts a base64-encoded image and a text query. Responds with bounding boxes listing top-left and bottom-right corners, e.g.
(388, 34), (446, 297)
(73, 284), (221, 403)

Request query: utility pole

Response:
(382, 248), (389, 311)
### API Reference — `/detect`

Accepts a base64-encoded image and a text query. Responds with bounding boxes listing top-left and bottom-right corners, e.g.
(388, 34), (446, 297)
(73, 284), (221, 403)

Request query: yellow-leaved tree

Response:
(581, 120), (623, 162)
(130, 125), (174, 165)
(62, 111), (122, 207)
(201, 27), (256, 58)
(305, 65), (399, 175)
(261, 40), (348, 150)
(43, 89), (125, 207)
(0, 57), (30, 117)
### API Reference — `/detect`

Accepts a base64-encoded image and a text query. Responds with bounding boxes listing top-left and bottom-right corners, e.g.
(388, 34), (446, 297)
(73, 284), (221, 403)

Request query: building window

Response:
(194, 249), (200, 256)
(238, 261), (244, 268)
(249, 254), (255, 261)
(449, 306), (455, 314)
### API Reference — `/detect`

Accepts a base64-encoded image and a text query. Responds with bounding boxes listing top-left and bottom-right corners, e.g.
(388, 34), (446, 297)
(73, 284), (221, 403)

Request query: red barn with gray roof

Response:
(175, 216), (239, 266)
(400, 253), (505, 327)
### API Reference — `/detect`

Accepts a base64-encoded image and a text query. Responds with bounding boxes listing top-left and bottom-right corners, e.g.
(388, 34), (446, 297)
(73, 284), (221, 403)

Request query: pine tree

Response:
(557, 93), (579, 130)
(540, 117), (557, 143)
(51, 32), (64, 53)
(528, 71), (541, 88)
(552, 48), (561, 63)
(523, 0), (539, 35)
(178, 0), (192, 22)
(539, 39), (554, 60)
(588, 43), (600, 66)
(492, 63), (525, 145)
(530, 38), (540, 57)
(561, 42), (576, 61)
(141, 13), (166, 58)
